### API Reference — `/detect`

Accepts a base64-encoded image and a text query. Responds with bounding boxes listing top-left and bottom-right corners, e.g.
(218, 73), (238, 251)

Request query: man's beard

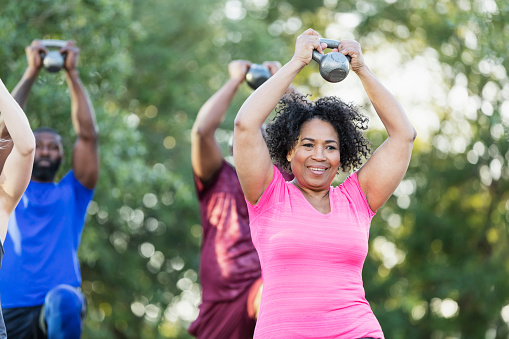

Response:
(32, 157), (61, 181)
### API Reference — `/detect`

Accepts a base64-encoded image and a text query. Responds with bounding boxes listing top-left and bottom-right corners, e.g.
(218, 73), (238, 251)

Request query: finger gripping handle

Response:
(320, 38), (340, 49)
(324, 39), (352, 62)
(312, 39), (350, 62)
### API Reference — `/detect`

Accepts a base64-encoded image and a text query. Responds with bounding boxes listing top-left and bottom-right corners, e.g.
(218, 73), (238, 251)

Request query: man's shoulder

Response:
(28, 171), (74, 186)
(57, 170), (77, 184)
(56, 171), (93, 191)
(196, 160), (241, 197)
(27, 171), (93, 200)
(213, 160), (240, 186)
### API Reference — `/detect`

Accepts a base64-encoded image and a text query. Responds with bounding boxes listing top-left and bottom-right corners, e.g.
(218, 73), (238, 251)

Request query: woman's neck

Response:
(290, 179), (331, 214)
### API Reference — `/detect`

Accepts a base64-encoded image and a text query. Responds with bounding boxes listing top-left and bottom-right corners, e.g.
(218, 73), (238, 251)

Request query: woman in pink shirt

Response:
(233, 29), (416, 338)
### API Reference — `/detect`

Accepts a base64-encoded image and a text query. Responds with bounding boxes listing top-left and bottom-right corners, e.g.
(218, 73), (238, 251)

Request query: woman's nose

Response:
(311, 147), (326, 160)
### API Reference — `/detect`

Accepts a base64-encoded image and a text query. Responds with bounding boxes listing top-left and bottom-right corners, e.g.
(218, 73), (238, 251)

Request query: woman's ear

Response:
(287, 142), (296, 163)
(286, 150), (293, 163)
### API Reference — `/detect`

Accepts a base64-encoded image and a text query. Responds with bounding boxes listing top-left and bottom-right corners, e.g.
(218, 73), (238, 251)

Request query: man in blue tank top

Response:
(0, 40), (99, 338)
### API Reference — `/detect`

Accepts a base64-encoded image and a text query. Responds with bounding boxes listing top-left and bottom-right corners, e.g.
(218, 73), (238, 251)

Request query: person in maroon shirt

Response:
(189, 60), (289, 339)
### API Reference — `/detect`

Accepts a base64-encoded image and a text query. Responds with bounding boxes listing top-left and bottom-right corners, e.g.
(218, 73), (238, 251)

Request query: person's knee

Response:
(44, 285), (85, 338)
(45, 285), (85, 314)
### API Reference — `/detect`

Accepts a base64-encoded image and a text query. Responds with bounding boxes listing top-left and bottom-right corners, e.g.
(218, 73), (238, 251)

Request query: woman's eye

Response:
(303, 143), (313, 148)
(326, 146), (337, 150)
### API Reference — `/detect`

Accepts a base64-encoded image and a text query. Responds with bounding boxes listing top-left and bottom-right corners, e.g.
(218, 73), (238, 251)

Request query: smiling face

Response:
(287, 118), (341, 192)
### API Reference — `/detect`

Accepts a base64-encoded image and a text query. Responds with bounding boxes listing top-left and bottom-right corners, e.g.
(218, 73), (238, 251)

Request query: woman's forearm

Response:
(0, 80), (35, 155)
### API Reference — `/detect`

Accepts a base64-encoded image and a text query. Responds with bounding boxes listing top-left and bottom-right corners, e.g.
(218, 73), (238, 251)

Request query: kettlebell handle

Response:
(312, 39), (351, 62)
(320, 38), (340, 49)
(40, 39), (67, 49)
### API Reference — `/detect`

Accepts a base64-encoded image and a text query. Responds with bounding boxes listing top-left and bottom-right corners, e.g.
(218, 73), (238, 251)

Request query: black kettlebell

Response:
(245, 64), (272, 90)
(40, 39), (67, 73)
(312, 39), (351, 83)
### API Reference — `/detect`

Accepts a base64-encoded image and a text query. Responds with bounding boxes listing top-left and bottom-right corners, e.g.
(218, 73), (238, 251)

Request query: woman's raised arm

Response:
(339, 40), (416, 212)
(0, 78), (35, 243)
(234, 29), (325, 204)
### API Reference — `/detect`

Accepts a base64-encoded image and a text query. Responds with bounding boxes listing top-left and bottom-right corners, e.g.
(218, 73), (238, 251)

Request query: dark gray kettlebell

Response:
(40, 39), (67, 73)
(245, 64), (272, 90)
(312, 39), (351, 83)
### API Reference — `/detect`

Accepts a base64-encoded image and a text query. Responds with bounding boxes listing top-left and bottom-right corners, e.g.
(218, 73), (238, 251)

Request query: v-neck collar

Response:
(288, 182), (333, 216)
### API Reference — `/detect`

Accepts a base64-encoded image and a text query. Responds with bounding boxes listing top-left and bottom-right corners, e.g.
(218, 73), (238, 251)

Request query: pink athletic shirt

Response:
(247, 166), (384, 339)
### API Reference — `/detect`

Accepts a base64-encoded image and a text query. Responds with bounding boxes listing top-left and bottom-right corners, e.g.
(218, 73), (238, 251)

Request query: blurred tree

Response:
(1, 0), (508, 338)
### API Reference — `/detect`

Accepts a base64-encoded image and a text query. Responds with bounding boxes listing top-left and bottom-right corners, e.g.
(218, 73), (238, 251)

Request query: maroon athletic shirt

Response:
(189, 161), (293, 338)
(194, 160), (262, 303)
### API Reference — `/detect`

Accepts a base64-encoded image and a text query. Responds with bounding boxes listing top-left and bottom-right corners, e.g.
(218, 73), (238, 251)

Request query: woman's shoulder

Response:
(332, 172), (375, 217)
(331, 172), (359, 192)
(248, 165), (290, 210)
(330, 172), (364, 203)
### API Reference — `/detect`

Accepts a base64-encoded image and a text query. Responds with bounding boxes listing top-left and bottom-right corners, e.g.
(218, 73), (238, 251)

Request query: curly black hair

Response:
(265, 91), (372, 174)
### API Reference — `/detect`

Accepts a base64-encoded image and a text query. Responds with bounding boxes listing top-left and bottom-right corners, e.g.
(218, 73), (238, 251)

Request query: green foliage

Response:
(343, 1), (509, 338)
(1, 0), (508, 338)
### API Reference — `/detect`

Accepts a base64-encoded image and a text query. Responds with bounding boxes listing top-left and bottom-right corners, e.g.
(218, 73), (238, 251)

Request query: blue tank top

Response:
(0, 171), (94, 308)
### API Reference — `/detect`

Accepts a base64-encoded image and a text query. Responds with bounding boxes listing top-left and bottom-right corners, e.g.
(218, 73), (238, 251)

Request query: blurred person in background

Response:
(0, 40), (99, 339)
(0, 78), (36, 339)
(189, 60), (293, 339)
